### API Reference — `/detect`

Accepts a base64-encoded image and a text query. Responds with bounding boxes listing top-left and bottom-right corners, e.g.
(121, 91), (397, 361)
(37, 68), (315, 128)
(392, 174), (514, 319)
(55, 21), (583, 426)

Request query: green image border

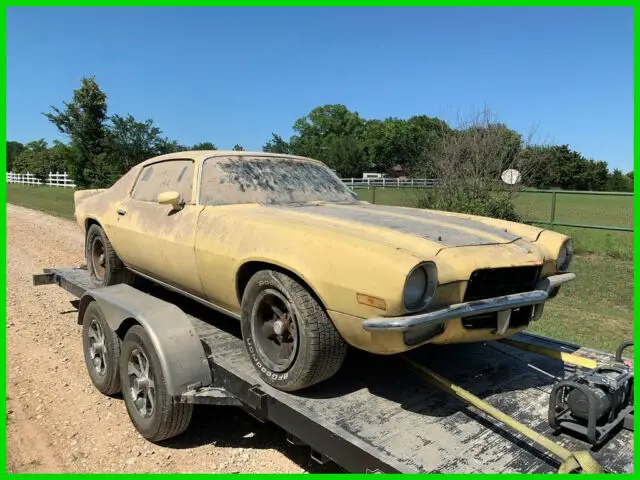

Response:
(1, 2), (636, 478)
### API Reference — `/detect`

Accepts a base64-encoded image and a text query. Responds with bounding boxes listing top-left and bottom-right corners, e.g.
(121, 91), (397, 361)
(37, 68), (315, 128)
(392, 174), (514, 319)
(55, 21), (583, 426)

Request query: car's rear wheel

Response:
(240, 270), (348, 392)
(85, 223), (134, 288)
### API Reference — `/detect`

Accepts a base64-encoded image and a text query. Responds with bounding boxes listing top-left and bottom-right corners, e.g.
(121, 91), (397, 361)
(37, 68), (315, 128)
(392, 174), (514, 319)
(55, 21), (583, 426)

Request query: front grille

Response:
(464, 266), (541, 301)
(462, 266), (541, 330)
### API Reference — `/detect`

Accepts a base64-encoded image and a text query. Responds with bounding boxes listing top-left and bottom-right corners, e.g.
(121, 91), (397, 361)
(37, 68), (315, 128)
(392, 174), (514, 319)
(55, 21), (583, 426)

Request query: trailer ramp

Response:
(34, 267), (634, 473)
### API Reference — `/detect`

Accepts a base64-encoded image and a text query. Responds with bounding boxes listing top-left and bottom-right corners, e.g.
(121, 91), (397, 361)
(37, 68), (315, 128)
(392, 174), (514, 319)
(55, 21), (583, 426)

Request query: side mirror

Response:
(157, 191), (184, 210)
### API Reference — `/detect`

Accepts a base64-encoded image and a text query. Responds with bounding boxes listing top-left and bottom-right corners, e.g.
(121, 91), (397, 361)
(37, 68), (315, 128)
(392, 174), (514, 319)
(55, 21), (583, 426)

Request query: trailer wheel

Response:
(119, 325), (193, 442)
(82, 301), (121, 396)
(240, 270), (348, 392)
(85, 223), (134, 288)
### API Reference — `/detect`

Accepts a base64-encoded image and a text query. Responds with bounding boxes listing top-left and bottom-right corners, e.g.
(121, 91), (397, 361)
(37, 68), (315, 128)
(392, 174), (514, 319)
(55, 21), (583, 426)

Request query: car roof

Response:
(139, 150), (322, 167)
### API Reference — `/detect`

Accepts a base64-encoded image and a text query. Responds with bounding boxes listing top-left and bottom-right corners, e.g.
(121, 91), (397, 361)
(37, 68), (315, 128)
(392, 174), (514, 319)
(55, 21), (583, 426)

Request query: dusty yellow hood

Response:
(262, 202), (534, 249)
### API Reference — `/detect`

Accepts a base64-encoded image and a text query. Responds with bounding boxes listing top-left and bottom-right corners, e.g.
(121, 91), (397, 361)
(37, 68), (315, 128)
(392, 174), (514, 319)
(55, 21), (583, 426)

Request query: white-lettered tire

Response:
(240, 270), (348, 392)
(85, 223), (134, 288)
(119, 325), (193, 442)
(82, 300), (122, 396)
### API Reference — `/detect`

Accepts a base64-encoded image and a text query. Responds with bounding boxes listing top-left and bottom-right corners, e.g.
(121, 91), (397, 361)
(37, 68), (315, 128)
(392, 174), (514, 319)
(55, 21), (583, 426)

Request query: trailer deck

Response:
(35, 266), (634, 473)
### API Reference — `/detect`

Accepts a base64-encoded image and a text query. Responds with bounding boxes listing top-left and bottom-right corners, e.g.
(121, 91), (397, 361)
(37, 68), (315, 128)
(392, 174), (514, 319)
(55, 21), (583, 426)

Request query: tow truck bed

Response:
(35, 267), (634, 473)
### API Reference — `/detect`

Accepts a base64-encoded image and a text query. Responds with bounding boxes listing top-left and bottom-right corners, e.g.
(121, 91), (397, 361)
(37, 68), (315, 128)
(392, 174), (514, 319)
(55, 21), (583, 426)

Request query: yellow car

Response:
(74, 150), (575, 391)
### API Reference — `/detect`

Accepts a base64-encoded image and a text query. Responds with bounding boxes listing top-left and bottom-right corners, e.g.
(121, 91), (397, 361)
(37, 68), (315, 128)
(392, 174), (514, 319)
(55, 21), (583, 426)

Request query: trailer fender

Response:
(77, 284), (213, 396)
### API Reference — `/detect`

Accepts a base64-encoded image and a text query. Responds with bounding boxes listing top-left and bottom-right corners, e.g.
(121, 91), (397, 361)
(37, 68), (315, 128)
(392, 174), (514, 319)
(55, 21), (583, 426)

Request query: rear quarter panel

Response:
(73, 167), (140, 239)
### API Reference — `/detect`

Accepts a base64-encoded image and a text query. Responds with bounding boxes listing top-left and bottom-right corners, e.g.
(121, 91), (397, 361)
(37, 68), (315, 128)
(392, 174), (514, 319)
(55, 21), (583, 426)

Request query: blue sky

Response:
(6, 6), (634, 171)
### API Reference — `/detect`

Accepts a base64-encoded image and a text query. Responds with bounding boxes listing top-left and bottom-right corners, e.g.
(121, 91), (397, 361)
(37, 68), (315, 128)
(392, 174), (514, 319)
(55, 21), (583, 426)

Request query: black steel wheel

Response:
(250, 288), (300, 373)
(85, 223), (134, 288)
(119, 325), (193, 442)
(240, 270), (348, 392)
(82, 300), (122, 395)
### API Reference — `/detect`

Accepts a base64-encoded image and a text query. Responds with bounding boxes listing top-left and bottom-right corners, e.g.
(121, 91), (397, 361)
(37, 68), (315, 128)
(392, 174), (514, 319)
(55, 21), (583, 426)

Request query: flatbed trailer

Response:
(33, 266), (634, 474)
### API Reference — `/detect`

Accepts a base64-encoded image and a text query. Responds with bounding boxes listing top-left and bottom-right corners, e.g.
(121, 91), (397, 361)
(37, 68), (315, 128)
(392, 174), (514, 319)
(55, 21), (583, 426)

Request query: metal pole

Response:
(550, 191), (557, 226)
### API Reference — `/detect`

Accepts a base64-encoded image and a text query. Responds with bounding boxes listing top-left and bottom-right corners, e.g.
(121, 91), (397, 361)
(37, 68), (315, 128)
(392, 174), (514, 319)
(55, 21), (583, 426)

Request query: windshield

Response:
(199, 155), (357, 206)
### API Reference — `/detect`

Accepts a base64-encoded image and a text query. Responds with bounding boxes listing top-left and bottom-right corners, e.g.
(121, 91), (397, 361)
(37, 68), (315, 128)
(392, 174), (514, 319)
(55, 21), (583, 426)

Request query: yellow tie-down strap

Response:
(498, 337), (598, 370)
(400, 356), (605, 474)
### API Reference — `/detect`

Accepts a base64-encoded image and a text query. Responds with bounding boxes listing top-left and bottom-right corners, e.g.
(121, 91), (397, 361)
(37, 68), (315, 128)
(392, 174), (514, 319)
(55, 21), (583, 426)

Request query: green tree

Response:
(12, 140), (69, 179)
(323, 135), (368, 178)
(607, 169), (633, 192)
(232, 144), (245, 151)
(6, 141), (25, 172)
(528, 144), (609, 191)
(191, 142), (217, 150)
(108, 115), (168, 169)
(43, 76), (109, 187)
(519, 145), (558, 189)
(262, 134), (291, 154)
(361, 115), (451, 176)
(94, 114), (184, 185)
(289, 104), (366, 174)
(48, 140), (74, 173)
(578, 159), (609, 191)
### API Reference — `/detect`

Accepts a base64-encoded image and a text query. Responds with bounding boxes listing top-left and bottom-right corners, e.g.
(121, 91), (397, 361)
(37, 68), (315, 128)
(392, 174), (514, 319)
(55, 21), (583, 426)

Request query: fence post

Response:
(550, 191), (557, 226)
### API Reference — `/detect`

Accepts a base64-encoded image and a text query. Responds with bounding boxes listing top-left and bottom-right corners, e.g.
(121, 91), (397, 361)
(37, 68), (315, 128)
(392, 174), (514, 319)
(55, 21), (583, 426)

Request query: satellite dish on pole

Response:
(501, 168), (521, 185)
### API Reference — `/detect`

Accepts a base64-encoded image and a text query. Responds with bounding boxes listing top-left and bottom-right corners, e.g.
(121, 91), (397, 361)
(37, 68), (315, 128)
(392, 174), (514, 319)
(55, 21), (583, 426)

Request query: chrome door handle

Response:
(117, 208), (127, 216)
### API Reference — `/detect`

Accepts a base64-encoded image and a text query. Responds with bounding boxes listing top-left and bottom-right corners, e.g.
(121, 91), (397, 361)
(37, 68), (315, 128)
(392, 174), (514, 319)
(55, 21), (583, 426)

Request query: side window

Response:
(131, 160), (195, 203)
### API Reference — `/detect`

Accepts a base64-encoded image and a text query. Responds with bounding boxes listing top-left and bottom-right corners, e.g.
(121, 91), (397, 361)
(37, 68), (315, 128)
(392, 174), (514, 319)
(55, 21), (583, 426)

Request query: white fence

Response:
(341, 178), (438, 189)
(6, 171), (431, 191)
(6, 171), (77, 188)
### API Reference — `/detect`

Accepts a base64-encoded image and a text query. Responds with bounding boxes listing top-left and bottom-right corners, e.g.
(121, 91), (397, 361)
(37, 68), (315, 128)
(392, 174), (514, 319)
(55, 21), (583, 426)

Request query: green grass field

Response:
(7, 184), (77, 220)
(7, 183), (634, 353)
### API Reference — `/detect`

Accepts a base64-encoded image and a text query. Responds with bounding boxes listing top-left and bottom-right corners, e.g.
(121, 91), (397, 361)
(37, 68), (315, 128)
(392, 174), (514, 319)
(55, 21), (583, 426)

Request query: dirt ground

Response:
(5, 204), (336, 473)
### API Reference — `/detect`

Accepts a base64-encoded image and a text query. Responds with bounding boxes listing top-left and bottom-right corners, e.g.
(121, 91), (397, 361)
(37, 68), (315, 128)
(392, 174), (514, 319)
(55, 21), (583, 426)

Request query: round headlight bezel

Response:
(403, 262), (438, 312)
(557, 238), (574, 272)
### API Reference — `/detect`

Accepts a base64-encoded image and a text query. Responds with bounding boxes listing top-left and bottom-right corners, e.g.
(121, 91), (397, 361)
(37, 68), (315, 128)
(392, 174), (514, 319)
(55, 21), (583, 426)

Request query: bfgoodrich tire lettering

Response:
(240, 270), (348, 392)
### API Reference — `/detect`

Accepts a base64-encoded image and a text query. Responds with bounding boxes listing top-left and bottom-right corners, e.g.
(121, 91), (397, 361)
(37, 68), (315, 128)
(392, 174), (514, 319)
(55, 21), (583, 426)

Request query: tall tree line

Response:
(6, 76), (633, 192)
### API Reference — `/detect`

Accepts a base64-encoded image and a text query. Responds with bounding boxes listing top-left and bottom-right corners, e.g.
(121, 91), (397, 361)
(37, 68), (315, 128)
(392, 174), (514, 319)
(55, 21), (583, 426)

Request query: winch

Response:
(548, 341), (634, 446)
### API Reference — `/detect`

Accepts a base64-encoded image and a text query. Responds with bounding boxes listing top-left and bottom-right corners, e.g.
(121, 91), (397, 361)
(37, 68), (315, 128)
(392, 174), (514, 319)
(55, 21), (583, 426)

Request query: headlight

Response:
(403, 262), (438, 311)
(557, 239), (574, 272)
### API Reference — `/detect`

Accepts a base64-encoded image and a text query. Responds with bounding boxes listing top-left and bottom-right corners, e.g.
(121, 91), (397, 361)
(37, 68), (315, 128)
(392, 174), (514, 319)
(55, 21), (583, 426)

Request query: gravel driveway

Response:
(6, 204), (335, 473)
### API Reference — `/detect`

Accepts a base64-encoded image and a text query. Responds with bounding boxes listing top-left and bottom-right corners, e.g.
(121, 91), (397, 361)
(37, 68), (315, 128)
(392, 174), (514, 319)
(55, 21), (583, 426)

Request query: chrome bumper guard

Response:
(362, 273), (575, 336)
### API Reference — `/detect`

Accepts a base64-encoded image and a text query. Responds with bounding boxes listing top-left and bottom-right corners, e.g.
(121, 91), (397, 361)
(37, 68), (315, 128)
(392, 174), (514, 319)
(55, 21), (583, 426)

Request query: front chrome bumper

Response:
(361, 273), (575, 336)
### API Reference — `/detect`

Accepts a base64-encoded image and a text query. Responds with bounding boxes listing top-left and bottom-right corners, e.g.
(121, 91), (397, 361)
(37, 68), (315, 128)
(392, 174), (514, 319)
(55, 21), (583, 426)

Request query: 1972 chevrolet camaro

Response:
(74, 150), (575, 391)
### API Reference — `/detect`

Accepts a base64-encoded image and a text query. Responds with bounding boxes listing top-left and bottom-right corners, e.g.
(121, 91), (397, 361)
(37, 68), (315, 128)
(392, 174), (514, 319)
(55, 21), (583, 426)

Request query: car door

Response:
(109, 158), (205, 297)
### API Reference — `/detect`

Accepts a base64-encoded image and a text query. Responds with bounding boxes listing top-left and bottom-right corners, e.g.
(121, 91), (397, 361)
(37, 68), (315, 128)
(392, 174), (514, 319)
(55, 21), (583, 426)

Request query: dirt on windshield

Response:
(199, 155), (354, 206)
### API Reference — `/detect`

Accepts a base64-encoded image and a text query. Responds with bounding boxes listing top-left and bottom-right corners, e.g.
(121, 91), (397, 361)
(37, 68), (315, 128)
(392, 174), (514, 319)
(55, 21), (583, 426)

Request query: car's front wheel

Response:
(85, 223), (134, 288)
(240, 270), (348, 392)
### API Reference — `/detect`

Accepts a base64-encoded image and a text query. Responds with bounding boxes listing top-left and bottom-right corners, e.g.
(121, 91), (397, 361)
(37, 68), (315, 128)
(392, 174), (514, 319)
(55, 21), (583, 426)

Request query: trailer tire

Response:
(119, 325), (193, 442)
(82, 300), (122, 396)
(85, 223), (134, 288)
(240, 270), (348, 392)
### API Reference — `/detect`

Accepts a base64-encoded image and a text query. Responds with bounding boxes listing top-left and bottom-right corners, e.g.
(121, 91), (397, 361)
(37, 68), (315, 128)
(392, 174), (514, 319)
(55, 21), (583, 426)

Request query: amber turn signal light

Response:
(356, 293), (387, 311)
